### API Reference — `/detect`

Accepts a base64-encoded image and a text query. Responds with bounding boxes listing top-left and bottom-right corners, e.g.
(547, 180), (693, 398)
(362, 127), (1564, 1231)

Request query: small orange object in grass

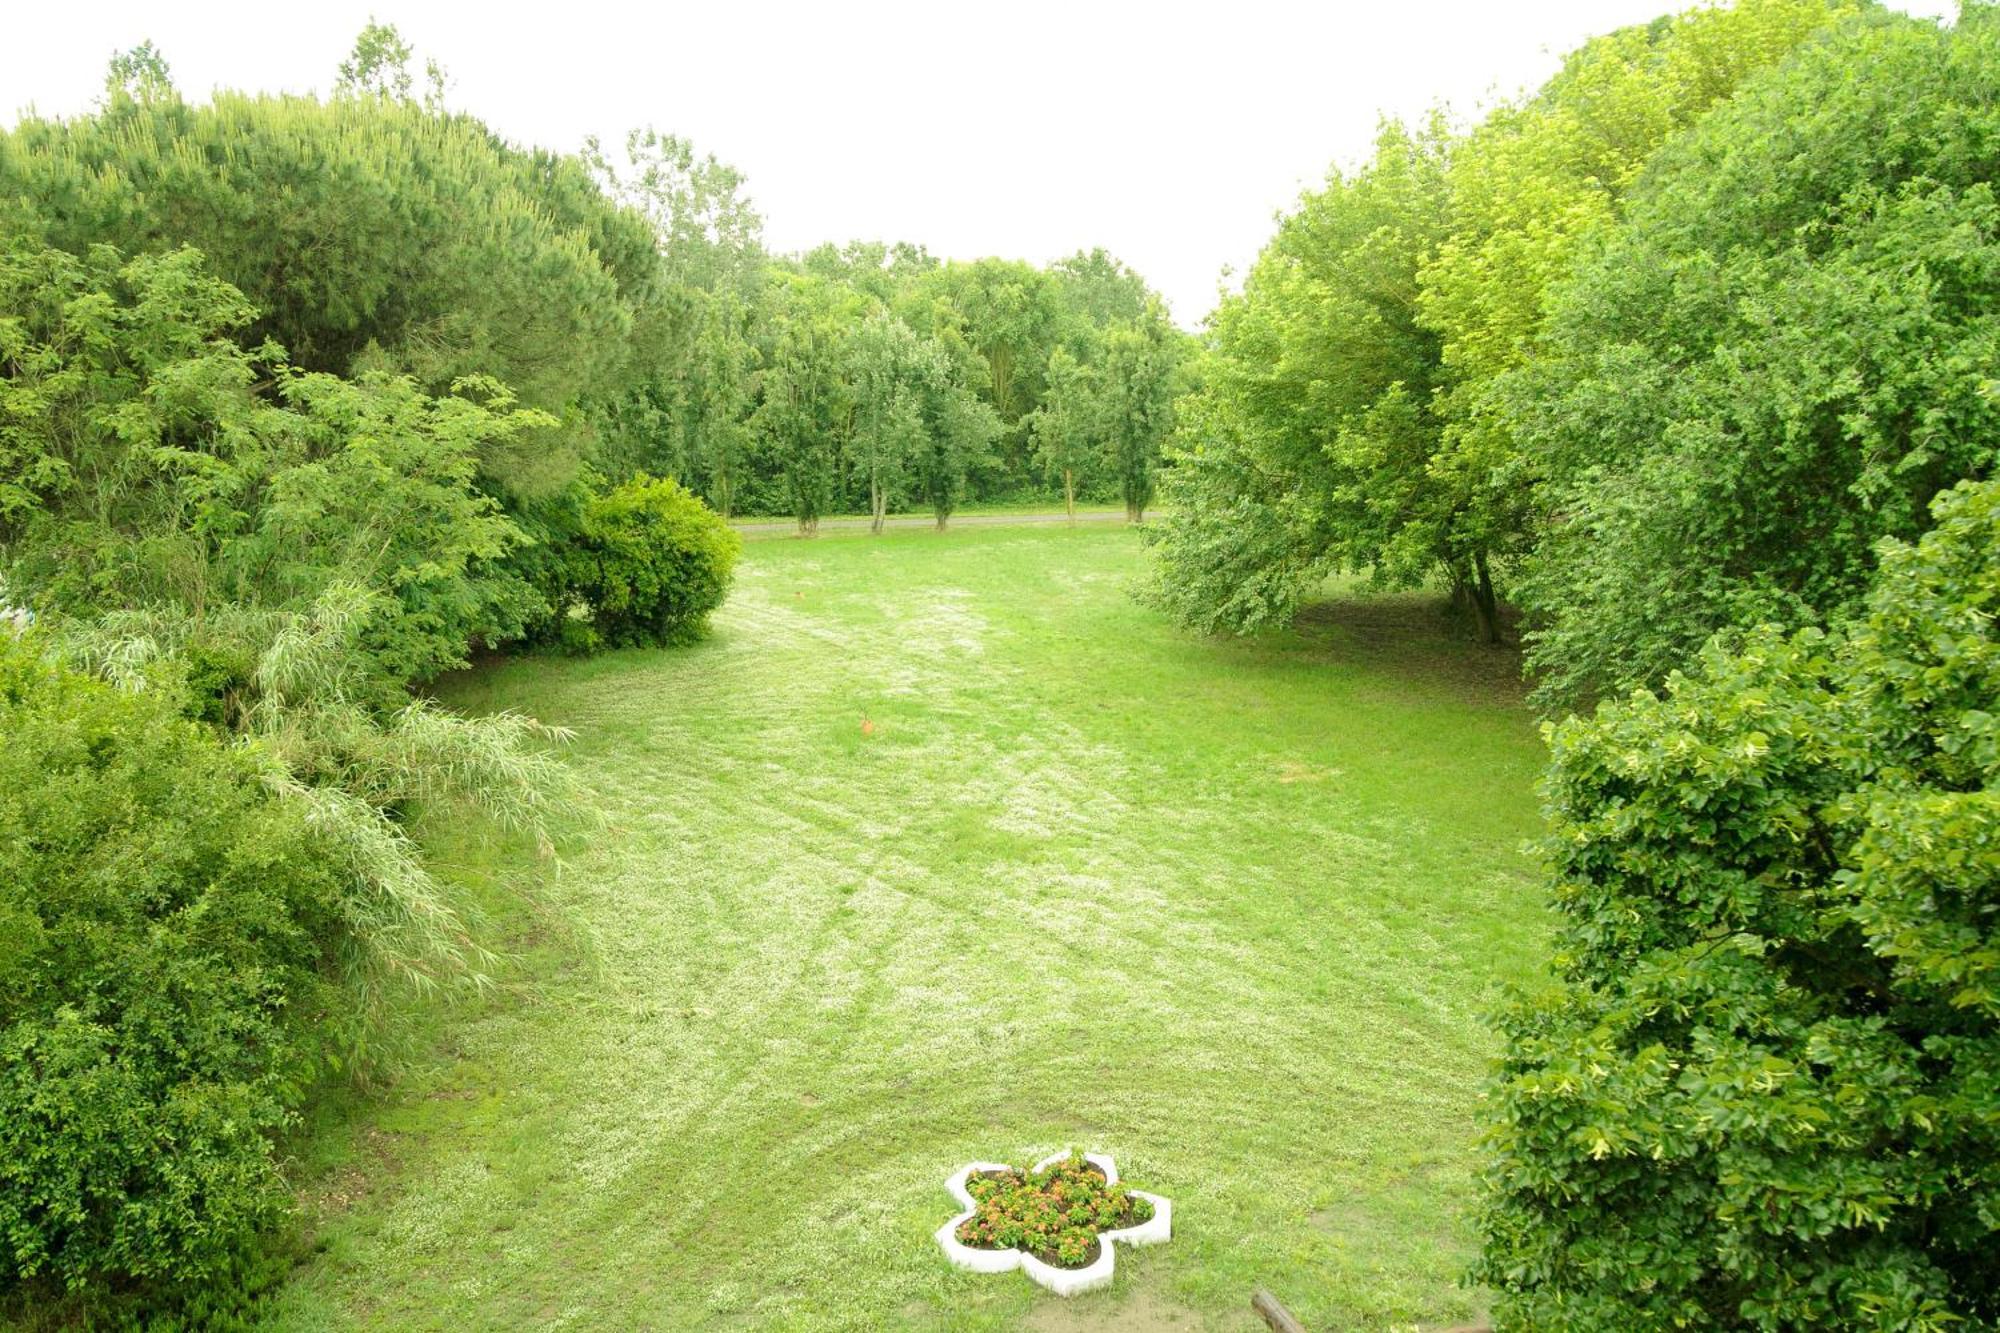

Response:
(860, 716), (876, 737)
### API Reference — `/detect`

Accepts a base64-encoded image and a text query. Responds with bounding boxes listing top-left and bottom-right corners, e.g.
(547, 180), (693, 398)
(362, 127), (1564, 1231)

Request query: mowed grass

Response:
(265, 525), (1550, 1331)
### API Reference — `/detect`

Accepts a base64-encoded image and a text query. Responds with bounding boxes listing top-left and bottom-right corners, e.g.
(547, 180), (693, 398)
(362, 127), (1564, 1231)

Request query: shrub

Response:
(0, 241), (552, 687)
(1476, 478), (2000, 1329)
(531, 474), (739, 652)
(0, 637), (345, 1296)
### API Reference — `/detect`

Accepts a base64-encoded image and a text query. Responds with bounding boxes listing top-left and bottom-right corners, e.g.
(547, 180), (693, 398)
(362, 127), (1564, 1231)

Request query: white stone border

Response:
(934, 1152), (1173, 1297)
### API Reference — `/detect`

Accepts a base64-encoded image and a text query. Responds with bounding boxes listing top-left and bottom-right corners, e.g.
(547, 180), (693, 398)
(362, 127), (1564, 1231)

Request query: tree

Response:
(0, 72), (656, 498)
(1478, 477), (2000, 1329)
(847, 313), (933, 533)
(1029, 345), (1097, 520)
(1098, 309), (1178, 522)
(906, 258), (1064, 488)
(1146, 118), (1452, 632)
(585, 127), (763, 301)
(334, 19), (447, 109)
(685, 293), (760, 519)
(1414, 0), (1864, 658)
(1051, 247), (1152, 334)
(0, 242), (546, 684)
(1145, 1), (1859, 647)
(1510, 6), (2000, 708)
(102, 40), (174, 104)
(915, 367), (1001, 531)
(756, 278), (855, 536)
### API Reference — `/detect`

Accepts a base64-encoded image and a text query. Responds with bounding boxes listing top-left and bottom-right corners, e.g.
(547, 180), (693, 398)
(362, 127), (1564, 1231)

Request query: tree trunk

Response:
(1471, 549), (1501, 645)
(1063, 469), (1076, 523)
(870, 474), (885, 535)
(799, 514), (818, 538)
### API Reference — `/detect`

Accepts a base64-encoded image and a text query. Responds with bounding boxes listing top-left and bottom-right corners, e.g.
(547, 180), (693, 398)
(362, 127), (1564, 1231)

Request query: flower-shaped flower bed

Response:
(934, 1151), (1172, 1296)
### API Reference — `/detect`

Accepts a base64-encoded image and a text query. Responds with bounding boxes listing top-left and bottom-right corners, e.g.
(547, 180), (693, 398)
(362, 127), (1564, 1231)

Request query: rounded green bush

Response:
(1477, 479), (2000, 1329)
(534, 474), (740, 653)
(0, 638), (345, 1297)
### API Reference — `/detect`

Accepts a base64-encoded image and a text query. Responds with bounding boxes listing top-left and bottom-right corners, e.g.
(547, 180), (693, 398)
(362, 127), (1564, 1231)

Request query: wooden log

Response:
(1251, 1289), (1308, 1333)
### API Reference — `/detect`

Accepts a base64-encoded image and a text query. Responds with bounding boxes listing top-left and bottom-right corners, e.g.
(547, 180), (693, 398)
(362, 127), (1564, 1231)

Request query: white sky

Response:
(1, 1), (1958, 327)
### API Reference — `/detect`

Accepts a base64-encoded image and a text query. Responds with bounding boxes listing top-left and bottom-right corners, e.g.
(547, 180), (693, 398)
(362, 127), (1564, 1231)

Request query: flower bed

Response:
(934, 1151), (1172, 1296)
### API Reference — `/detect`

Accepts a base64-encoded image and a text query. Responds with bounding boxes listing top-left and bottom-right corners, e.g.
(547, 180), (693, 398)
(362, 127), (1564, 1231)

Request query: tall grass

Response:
(53, 583), (589, 1035)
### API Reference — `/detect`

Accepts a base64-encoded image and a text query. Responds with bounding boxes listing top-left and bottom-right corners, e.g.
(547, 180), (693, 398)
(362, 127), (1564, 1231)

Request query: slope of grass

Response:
(266, 525), (1549, 1331)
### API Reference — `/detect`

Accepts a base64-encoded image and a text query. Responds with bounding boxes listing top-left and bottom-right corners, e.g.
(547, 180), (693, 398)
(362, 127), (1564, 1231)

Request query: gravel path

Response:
(730, 509), (1141, 535)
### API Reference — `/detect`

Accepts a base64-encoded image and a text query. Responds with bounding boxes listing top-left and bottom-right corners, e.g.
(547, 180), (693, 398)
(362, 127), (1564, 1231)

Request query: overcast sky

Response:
(2, 1), (1958, 326)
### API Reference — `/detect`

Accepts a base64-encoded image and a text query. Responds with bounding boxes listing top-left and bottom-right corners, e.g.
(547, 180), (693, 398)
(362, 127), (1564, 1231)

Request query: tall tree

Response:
(586, 127), (764, 301)
(847, 312), (932, 533)
(1098, 310), (1179, 523)
(1147, 0), (1860, 647)
(1510, 4), (2000, 707)
(685, 293), (760, 519)
(1148, 118), (1450, 631)
(755, 278), (855, 536)
(915, 367), (1001, 531)
(1051, 247), (1152, 334)
(1412, 0), (1866, 643)
(907, 259), (1063, 487)
(0, 73), (659, 499)
(102, 40), (174, 104)
(1029, 346), (1098, 521)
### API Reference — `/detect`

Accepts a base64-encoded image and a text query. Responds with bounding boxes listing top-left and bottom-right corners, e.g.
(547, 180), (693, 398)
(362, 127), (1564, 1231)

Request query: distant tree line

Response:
(634, 237), (1190, 530)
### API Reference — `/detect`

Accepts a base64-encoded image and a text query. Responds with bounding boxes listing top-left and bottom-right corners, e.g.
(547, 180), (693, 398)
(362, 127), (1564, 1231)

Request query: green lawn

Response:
(267, 525), (1549, 1331)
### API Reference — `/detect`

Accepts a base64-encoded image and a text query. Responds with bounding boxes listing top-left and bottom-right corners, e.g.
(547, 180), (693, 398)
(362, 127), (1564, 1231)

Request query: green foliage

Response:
(0, 76), (654, 495)
(908, 258), (1063, 435)
(1513, 6), (2000, 708)
(56, 584), (587, 1007)
(0, 241), (548, 684)
(333, 19), (446, 107)
(755, 275), (859, 534)
(0, 636), (344, 1295)
(1477, 477), (2000, 1329)
(587, 127), (763, 301)
(1029, 345), (1098, 517)
(911, 362), (1001, 529)
(956, 1155), (1156, 1268)
(1149, 0), (1864, 652)
(1097, 307), (1180, 521)
(1, 234), (588, 1033)
(1052, 248), (1152, 334)
(531, 475), (739, 651)
(103, 40), (175, 105)
(1148, 118), (1451, 631)
(847, 312), (934, 531)
(1415, 0), (1865, 608)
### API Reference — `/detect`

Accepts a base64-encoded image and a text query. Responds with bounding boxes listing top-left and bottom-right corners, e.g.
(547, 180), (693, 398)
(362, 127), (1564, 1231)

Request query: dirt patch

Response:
(1023, 1284), (1200, 1332)
(1275, 760), (1339, 784)
(298, 1126), (404, 1216)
